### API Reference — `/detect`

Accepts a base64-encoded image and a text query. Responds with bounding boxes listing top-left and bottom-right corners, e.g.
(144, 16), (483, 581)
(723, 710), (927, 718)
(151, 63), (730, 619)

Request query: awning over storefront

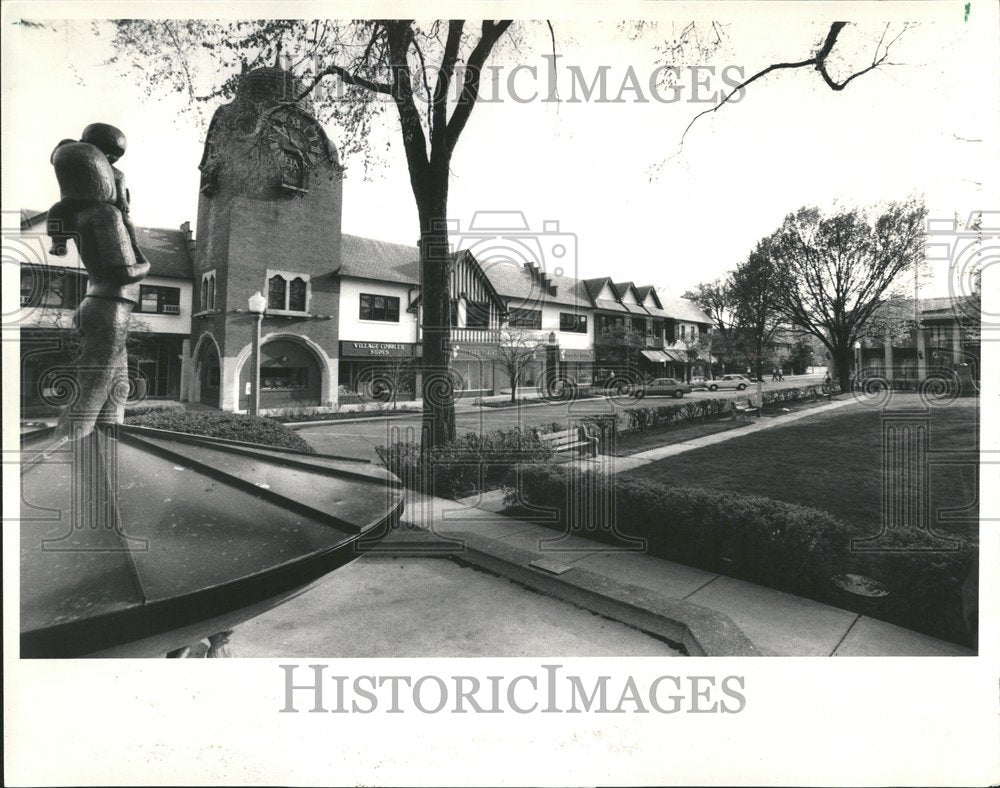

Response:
(641, 350), (671, 363)
(661, 349), (689, 363)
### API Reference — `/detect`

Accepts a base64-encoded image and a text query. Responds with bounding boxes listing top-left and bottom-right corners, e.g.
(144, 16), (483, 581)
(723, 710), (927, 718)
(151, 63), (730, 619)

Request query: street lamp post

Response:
(247, 291), (267, 416)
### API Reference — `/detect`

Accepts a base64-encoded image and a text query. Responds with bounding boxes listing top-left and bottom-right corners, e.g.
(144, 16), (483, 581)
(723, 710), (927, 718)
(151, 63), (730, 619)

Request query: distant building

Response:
(857, 296), (980, 386)
(17, 62), (712, 413)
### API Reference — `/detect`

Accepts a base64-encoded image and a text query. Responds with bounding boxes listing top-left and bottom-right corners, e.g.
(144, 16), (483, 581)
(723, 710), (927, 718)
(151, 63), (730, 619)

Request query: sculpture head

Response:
(81, 123), (127, 164)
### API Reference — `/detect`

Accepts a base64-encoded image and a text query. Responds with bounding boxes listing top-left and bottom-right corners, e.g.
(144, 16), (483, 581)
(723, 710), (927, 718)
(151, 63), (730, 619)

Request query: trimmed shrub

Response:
(508, 463), (975, 645)
(125, 410), (315, 453)
(123, 399), (185, 418)
(376, 428), (554, 498)
(510, 464), (852, 591)
(616, 383), (842, 436)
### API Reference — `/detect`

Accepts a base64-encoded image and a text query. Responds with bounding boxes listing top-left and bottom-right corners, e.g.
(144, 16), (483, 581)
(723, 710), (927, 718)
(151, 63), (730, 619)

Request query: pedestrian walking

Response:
(771, 368), (779, 381)
(777, 368), (785, 381)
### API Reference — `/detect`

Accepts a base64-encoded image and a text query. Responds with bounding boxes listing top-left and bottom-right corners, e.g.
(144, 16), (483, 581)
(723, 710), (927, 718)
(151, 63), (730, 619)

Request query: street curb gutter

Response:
(369, 529), (759, 657)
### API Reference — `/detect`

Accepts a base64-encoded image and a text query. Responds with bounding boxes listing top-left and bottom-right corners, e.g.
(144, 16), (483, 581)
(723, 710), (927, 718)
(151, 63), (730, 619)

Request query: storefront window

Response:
(260, 367), (308, 390)
(509, 307), (542, 329)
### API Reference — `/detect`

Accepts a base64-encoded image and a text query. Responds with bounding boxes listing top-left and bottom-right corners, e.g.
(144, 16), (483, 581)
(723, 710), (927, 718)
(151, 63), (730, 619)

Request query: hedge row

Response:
(602, 383), (841, 435)
(509, 464), (852, 590)
(123, 399), (186, 417)
(376, 428), (553, 499)
(508, 463), (975, 645)
(125, 410), (315, 453)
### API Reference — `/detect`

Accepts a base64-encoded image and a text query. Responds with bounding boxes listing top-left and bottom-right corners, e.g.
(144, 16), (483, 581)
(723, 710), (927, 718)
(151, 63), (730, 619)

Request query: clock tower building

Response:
(188, 62), (344, 411)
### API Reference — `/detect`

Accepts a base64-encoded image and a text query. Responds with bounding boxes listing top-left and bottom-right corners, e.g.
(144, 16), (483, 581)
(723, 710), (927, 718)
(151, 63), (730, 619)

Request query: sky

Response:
(3, 2), (997, 299)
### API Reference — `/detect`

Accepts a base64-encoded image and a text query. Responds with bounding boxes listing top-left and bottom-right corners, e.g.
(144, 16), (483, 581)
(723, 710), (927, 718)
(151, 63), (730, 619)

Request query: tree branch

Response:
(445, 20), (513, 156)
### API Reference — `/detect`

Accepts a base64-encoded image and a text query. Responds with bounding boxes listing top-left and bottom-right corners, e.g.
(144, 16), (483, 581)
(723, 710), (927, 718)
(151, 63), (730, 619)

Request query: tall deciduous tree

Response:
(766, 200), (928, 390)
(102, 19), (516, 449)
(729, 240), (785, 381)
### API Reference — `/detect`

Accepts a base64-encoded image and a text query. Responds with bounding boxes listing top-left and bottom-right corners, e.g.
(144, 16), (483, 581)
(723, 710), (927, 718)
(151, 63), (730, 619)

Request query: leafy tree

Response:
(765, 199), (928, 391)
(729, 241), (785, 381)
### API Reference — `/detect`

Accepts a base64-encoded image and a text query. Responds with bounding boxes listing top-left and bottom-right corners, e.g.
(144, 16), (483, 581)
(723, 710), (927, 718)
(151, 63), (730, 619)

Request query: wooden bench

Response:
(537, 425), (599, 458)
(732, 397), (761, 422)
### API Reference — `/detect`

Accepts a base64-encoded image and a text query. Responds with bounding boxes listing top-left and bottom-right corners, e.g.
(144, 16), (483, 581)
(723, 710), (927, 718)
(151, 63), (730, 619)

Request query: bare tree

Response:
(495, 327), (542, 403)
(766, 199), (928, 391)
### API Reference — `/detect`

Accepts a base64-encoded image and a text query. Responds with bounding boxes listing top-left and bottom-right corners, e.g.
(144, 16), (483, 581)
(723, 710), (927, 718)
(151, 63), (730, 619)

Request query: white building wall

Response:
(503, 297), (594, 350)
(338, 277), (418, 343)
(131, 276), (193, 335)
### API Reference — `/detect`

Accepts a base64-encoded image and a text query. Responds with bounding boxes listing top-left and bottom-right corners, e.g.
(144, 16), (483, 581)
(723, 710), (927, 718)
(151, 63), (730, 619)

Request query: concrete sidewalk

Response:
(418, 491), (973, 657)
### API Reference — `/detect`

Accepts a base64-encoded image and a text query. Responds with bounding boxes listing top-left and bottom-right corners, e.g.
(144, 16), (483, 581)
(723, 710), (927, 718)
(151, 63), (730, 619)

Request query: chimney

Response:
(180, 220), (195, 254)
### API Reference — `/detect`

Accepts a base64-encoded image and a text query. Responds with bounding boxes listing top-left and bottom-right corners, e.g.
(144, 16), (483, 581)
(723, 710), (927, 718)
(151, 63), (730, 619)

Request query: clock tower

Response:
(188, 62), (344, 411)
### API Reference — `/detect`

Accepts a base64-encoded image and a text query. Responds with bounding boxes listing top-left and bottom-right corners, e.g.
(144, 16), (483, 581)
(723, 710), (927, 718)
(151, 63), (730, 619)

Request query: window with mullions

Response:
(359, 293), (401, 322)
(508, 307), (542, 329)
(266, 271), (311, 312)
(928, 324), (951, 347)
(289, 277), (307, 312)
(466, 300), (490, 329)
(268, 275), (287, 311)
(137, 285), (181, 315)
(200, 271), (216, 311)
(560, 312), (587, 333)
(20, 267), (86, 309)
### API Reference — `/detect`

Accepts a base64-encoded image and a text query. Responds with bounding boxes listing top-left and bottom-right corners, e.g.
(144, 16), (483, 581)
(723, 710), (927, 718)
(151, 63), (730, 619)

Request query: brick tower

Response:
(187, 61), (344, 411)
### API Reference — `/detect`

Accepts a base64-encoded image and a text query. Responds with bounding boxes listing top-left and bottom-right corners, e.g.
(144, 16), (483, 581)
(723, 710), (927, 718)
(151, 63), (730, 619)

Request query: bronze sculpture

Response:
(48, 124), (150, 438)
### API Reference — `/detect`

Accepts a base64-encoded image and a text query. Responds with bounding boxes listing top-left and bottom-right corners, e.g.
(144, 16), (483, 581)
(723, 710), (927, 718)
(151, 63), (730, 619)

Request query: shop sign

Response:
(559, 348), (595, 362)
(340, 340), (416, 358)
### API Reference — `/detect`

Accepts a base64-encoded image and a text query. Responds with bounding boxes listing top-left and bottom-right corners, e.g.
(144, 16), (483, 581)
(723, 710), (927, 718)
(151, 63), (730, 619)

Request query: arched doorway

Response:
(196, 338), (221, 407)
(238, 337), (322, 411)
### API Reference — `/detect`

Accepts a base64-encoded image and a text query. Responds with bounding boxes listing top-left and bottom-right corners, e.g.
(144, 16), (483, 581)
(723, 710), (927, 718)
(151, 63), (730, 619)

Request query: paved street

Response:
(295, 373), (826, 460)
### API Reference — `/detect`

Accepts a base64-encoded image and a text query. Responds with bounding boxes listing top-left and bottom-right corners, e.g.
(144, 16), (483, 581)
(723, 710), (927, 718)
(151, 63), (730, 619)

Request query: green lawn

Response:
(624, 396), (979, 543)
(621, 395), (979, 644)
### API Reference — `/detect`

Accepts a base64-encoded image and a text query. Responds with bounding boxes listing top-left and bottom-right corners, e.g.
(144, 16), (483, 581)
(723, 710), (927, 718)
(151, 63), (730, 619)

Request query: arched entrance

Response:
(238, 337), (323, 411)
(195, 336), (221, 407)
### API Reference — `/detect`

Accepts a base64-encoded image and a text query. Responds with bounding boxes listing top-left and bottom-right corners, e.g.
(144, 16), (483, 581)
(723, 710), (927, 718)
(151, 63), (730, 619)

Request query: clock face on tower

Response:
(265, 108), (326, 167)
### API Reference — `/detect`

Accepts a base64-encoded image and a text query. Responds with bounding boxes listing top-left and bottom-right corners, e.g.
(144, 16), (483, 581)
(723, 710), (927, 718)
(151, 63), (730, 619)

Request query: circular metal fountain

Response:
(20, 424), (404, 658)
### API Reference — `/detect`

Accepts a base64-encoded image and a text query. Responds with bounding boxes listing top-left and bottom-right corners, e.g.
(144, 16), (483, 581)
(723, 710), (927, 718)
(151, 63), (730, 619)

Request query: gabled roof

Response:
(133, 226), (194, 279)
(338, 235), (421, 284)
(480, 260), (590, 308)
(583, 278), (627, 313)
(21, 209), (193, 280)
(657, 291), (713, 324)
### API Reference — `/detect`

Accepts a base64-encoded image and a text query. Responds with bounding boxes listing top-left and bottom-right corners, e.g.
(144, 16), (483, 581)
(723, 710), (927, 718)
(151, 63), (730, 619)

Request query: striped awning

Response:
(662, 349), (689, 363)
(641, 350), (670, 363)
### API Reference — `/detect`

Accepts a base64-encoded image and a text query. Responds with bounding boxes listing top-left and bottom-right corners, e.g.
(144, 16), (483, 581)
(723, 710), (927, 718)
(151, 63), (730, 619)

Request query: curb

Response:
(368, 527), (759, 657)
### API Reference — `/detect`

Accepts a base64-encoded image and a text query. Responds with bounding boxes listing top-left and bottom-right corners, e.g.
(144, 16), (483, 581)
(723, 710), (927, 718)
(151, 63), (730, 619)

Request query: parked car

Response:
(706, 374), (751, 391)
(635, 377), (692, 399)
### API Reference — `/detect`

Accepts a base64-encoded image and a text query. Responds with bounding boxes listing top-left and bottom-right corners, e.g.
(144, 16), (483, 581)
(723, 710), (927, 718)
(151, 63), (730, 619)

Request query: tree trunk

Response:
(510, 373), (517, 403)
(419, 210), (456, 448)
(833, 344), (853, 392)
